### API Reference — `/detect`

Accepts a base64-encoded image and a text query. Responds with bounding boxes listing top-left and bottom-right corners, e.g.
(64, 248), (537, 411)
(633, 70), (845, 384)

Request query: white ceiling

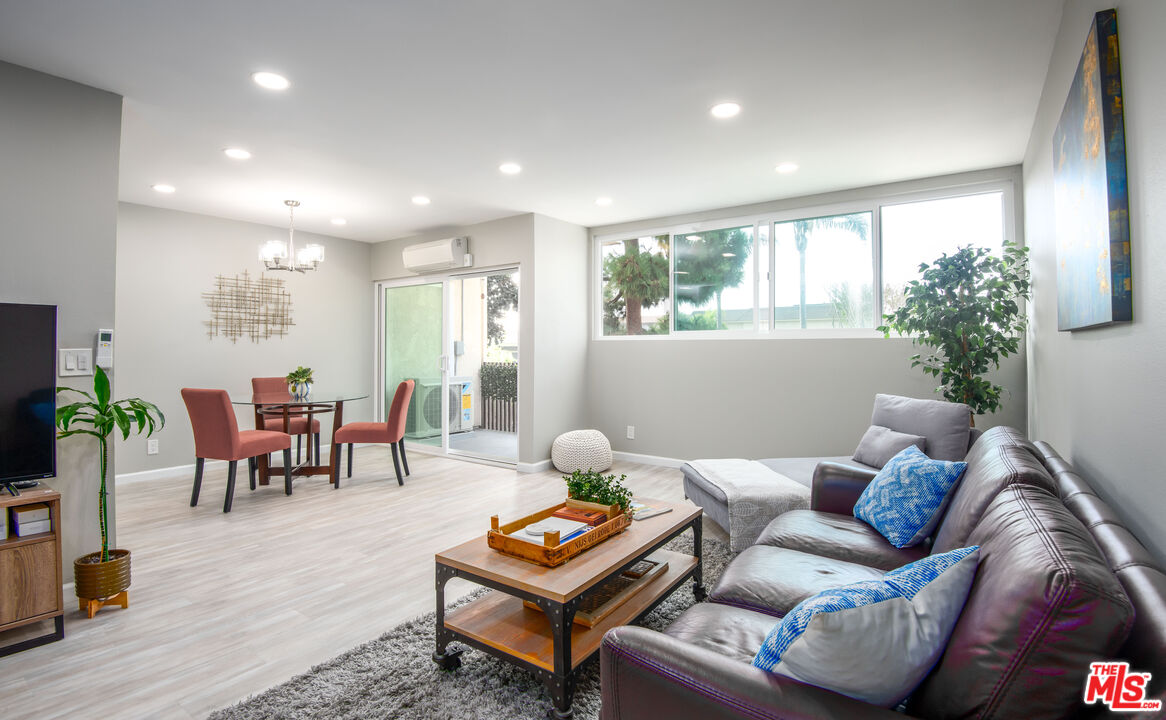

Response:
(0, 0), (1063, 243)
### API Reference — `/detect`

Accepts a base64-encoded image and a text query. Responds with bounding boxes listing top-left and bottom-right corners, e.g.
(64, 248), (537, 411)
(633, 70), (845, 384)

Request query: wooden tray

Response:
(488, 499), (631, 567)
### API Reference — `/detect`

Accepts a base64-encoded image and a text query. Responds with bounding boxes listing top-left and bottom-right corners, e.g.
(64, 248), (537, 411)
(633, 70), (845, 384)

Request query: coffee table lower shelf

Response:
(444, 549), (697, 673)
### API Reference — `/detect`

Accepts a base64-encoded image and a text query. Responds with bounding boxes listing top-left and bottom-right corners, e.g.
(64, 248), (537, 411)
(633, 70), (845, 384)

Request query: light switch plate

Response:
(59, 348), (94, 377)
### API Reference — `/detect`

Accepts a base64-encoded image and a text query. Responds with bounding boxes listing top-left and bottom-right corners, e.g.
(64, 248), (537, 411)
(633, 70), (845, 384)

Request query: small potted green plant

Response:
(56, 366), (164, 617)
(286, 366), (314, 399)
(564, 469), (633, 518)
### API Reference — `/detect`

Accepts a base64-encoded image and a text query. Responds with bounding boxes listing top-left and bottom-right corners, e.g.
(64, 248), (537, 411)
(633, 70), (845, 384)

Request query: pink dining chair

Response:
(181, 388), (293, 513)
(251, 377), (322, 463)
(332, 380), (415, 487)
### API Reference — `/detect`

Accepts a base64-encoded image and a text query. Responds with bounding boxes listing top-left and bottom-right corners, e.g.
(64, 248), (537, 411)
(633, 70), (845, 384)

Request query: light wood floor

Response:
(0, 448), (716, 720)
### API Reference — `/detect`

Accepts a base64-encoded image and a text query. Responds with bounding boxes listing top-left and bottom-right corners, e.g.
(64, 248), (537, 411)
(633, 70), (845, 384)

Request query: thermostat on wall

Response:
(96, 328), (113, 369)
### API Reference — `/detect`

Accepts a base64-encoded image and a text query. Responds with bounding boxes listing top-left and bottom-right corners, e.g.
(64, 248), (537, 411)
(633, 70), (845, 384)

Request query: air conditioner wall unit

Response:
(402, 237), (469, 273)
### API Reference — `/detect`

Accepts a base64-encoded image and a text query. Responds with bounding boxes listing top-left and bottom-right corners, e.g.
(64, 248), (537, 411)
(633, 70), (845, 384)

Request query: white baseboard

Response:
(516, 459), (552, 473)
(116, 462), (208, 485)
(611, 451), (684, 469)
(116, 443), (343, 485)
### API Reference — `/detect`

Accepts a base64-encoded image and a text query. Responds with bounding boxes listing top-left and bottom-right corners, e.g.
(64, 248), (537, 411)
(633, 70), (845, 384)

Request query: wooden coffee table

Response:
(433, 498), (704, 719)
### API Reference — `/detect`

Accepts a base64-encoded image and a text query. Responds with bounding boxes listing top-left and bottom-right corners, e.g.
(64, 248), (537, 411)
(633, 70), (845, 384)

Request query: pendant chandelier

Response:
(259, 200), (325, 273)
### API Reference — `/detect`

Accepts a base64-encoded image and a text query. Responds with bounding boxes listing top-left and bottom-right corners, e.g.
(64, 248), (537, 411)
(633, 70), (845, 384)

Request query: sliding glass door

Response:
(377, 268), (519, 463)
(447, 269), (519, 462)
(383, 282), (446, 450)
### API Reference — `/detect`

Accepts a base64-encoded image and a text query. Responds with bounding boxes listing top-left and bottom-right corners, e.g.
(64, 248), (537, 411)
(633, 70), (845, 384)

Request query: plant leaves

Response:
(111, 405), (132, 440)
(94, 366), (111, 407)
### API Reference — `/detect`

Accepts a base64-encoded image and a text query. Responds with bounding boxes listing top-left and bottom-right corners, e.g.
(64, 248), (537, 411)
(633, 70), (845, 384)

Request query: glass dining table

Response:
(231, 390), (369, 488)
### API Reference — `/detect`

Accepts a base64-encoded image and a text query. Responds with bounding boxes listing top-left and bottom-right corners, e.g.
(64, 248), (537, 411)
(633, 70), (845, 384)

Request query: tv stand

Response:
(0, 486), (64, 656)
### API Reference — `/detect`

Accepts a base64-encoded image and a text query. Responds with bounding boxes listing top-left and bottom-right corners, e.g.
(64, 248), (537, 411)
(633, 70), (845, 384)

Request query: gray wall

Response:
(531, 215), (590, 457)
(0, 62), (122, 565)
(1023, 0), (1166, 559)
(370, 212), (590, 466)
(588, 167), (1028, 460)
(114, 203), (373, 475)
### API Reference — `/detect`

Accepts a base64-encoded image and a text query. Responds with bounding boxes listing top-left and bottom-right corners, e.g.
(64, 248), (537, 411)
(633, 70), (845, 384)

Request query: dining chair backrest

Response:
(252, 376), (291, 397)
(181, 388), (241, 460)
(386, 380), (416, 443)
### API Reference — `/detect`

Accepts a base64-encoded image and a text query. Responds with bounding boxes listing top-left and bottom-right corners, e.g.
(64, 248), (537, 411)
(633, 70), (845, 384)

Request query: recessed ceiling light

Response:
(595, 197), (613, 207)
(710, 102), (741, 119)
(251, 71), (290, 90)
(152, 183), (176, 194)
(412, 195), (431, 206)
(685, 235), (702, 241)
(775, 162), (799, 174)
(224, 147), (251, 160)
(722, 252), (736, 258)
(499, 162), (522, 175)
(331, 218), (347, 226)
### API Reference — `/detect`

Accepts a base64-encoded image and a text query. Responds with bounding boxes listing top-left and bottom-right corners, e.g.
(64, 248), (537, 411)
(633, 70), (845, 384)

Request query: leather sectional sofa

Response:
(600, 427), (1166, 719)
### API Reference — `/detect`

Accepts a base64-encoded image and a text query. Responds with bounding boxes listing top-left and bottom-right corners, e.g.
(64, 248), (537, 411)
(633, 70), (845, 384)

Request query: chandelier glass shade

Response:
(260, 200), (325, 273)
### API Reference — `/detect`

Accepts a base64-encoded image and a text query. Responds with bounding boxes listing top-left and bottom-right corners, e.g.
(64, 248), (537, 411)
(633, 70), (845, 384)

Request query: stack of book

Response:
(11, 502), (50, 537)
(551, 506), (608, 526)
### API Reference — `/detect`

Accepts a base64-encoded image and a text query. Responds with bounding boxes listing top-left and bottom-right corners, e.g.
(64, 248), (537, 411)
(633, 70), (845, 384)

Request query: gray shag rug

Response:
(209, 534), (732, 720)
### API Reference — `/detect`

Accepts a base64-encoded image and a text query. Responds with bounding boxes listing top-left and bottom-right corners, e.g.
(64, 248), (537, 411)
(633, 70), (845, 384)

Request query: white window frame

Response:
(592, 176), (1016, 341)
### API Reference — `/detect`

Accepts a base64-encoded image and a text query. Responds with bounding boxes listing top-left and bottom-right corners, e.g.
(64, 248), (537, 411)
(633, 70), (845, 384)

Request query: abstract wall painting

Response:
(1052, 8), (1131, 331)
(203, 270), (294, 343)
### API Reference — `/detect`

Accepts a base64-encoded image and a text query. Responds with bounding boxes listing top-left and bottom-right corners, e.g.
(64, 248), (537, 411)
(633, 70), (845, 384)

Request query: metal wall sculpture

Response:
(203, 270), (294, 343)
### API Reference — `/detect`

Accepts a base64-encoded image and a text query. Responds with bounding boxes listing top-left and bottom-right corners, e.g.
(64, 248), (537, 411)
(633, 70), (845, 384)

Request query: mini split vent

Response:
(402, 237), (471, 273)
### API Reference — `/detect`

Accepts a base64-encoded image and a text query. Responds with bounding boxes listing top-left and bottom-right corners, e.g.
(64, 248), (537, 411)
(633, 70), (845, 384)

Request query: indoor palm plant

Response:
(878, 241), (1031, 425)
(56, 366), (164, 617)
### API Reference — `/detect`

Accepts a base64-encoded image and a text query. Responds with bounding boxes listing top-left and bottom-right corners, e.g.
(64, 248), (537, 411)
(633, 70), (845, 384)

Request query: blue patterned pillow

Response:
(853, 445), (967, 547)
(753, 546), (980, 706)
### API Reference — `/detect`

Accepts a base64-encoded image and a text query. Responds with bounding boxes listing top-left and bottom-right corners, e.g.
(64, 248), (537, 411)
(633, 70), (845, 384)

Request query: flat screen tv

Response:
(0, 303), (57, 484)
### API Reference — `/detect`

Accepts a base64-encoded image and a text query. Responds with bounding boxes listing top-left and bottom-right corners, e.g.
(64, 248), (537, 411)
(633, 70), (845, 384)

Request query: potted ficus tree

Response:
(879, 241), (1031, 425)
(56, 366), (164, 618)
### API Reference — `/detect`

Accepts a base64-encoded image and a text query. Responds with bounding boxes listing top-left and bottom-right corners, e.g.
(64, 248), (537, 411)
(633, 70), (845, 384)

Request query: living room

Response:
(1, 0), (1164, 718)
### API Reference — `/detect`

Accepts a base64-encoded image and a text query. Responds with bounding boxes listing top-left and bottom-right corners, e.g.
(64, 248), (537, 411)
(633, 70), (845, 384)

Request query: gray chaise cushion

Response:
(870, 393), (971, 462)
(852, 425), (926, 468)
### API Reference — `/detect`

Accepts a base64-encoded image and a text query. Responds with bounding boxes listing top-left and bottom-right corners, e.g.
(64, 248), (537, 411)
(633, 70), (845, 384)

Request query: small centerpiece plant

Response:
(286, 366), (314, 399)
(564, 469), (633, 514)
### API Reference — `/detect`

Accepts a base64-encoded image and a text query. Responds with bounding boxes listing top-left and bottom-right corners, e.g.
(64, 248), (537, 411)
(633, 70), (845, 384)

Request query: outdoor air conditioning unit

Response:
(405, 377), (473, 439)
(402, 237), (470, 273)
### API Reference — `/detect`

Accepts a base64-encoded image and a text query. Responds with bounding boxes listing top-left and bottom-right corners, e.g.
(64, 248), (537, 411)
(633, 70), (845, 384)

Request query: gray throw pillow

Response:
(853, 425), (927, 468)
(870, 394), (971, 462)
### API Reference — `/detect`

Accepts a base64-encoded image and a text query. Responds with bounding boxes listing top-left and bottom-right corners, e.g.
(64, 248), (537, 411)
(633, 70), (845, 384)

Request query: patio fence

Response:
(480, 361), (517, 432)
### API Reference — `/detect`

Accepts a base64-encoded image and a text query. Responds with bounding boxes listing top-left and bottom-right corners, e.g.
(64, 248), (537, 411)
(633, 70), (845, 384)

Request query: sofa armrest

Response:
(601, 626), (913, 720)
(810, 462), (878, 514)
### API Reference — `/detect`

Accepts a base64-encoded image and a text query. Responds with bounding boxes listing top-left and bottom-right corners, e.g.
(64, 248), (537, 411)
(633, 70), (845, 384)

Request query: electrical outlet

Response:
(626, 425), (635, 440)
(147, 438), (159, 455)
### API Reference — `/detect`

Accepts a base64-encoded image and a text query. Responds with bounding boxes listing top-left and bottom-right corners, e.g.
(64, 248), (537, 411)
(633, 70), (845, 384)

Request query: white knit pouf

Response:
(552, 429), (613, 473)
